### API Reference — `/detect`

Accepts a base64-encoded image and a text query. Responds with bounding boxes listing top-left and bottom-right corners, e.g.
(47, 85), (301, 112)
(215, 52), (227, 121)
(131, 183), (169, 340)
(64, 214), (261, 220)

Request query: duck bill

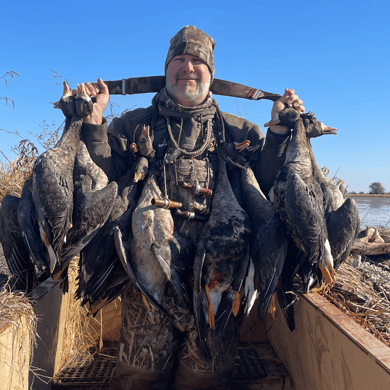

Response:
(322, 125), (338, 135)
(77, 83), (87, 98)
(264, 115), (281, 128)
(63, 81), (72, 97)
(234, 140), (250, 152)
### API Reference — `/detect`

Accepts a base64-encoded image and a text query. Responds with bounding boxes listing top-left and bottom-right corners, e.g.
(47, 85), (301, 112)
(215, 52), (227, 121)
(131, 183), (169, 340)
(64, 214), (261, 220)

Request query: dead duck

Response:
(265, 108), (358, 330)
(302, 111), (338, 139)
(299, 115), (360, 280)
(193, 153), (251, 341)
(125, 157), (192, 317)
(52, 139), (118, 286)
(76, 156), (149, 316)
(266, 108), (335, 287)
(0, 194), (37, 291)
(221, 142), (288, 320)
(32, 82), (92, 275)
(309, 156), (360, 275)
(138, 124), (154, 158)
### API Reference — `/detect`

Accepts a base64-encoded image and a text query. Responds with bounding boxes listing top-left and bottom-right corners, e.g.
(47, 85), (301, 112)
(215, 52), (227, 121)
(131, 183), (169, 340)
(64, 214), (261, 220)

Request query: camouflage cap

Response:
(165, 26), (216, 79)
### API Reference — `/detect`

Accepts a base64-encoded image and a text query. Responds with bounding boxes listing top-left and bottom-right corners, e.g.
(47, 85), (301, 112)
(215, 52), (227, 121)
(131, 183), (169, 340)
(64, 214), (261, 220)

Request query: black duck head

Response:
(76, 83), (93, 118)
(53, 81), (75, 118)
(302, 111), (338, 138)
(275, 107), (301, 128)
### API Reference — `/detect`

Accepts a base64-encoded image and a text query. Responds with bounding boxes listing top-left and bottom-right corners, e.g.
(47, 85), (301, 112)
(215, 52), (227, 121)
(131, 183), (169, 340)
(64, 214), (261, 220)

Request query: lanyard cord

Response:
(165, 116), (213, 158)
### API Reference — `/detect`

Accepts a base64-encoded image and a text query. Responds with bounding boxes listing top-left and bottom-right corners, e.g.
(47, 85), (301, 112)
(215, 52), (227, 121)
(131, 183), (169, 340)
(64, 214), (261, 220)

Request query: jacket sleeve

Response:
(82, 112), (141, 182)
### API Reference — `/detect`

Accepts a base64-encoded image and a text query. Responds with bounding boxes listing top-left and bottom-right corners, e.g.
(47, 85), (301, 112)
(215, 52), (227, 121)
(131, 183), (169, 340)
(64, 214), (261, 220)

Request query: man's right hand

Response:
(75, 78), (109, 125)
(267, 88), (304, 135)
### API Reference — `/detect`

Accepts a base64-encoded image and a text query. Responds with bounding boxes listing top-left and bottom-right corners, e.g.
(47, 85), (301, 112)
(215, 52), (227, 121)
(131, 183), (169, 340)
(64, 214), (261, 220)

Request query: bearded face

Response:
(165, 54), (211, 107)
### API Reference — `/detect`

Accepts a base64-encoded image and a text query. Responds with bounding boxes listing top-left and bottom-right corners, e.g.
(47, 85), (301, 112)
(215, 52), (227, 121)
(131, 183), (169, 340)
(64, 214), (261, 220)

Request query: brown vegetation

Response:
(0, 124), (61, 203)
(319, 227), (390, 347)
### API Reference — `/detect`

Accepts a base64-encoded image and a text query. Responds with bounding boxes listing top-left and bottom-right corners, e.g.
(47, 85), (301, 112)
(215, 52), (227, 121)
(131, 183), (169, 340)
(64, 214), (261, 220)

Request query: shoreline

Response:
(348, 194), (390, 198)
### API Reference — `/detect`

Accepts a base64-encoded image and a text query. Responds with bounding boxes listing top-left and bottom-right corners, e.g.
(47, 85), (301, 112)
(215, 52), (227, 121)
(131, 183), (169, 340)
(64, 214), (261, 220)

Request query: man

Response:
(81, 26), (304, 390)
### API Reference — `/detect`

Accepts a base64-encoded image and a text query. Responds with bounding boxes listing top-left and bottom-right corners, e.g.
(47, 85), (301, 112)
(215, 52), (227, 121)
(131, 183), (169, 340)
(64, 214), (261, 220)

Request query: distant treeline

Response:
(347, 194), (390, 197)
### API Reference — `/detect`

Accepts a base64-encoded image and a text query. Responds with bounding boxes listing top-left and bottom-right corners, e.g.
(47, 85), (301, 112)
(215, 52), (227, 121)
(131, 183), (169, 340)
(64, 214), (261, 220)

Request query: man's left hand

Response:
(268, 88), (305, 135)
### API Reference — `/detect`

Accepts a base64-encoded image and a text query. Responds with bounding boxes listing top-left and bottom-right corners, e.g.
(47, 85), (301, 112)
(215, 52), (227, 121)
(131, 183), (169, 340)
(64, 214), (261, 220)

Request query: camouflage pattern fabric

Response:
(165, 26), (216, 79)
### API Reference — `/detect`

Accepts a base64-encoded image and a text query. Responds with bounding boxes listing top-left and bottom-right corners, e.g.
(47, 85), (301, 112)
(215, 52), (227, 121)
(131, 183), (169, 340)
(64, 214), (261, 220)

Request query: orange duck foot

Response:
(319, 264), (337, 285)
(228, 288), (240, 316)
(141, 294), (151, 311)
(205, 285), (215, 329)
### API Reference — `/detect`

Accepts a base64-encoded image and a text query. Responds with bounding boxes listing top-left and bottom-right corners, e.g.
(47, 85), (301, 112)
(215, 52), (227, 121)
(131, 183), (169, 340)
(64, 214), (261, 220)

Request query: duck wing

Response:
(32, 118), (82, 274)
(0, 194), (36, 291)
(77, 219), (128, 315)
(275, 171), (328, 266)
(254, 213), (288, 319)
(310, 151), (360, 271)
(18, 178), (49, 276)
(227, 155), (288, 320)
(55, 181), (118, 283)
(114, 224), (170, 317)
(308, 134), (359, 273)
(275, 238), (306, 331)
(326, 197), (360, 270)
(77, 157), (148, 316)
(57, 140), (118, 279)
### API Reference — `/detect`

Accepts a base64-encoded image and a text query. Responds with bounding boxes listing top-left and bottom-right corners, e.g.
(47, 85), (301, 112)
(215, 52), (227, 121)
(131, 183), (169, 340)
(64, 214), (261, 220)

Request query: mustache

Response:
(175, 73), (200, 81)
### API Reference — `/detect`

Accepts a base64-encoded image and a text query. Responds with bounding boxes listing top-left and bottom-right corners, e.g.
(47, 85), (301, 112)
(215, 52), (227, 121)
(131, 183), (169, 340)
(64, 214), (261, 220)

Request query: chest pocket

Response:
(165, 158), (214, 188)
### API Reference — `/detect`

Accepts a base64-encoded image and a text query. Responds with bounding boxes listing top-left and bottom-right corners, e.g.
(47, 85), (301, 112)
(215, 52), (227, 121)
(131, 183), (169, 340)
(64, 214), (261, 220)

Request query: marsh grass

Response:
(319, 228), (390, 348)
(55, 257), (102, 373)
(0, 121), (61, 203)
(0, 281), (38, 387)
(320, 261), (390, 347)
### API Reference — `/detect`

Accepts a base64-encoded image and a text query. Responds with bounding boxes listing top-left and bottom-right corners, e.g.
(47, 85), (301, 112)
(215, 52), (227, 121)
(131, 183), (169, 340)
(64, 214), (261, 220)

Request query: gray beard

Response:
(166, 80), (210, 106)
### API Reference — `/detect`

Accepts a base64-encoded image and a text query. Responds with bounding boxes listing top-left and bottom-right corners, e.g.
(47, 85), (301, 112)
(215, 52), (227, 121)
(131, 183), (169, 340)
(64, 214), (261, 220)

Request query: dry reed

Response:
(320, 257), (390, 347)
(54, 257), (102, 374)
(0, 281), (38, 386)
(0, 282), (37, 340)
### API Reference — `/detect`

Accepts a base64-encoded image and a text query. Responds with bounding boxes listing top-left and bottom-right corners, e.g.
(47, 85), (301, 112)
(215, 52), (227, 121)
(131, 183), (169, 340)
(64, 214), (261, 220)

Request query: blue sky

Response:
(1, 0), (389, 193)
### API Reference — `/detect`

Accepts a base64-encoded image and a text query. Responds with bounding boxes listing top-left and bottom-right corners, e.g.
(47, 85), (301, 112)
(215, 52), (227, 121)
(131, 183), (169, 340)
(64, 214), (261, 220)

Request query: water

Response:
(351, 196), (390, 228)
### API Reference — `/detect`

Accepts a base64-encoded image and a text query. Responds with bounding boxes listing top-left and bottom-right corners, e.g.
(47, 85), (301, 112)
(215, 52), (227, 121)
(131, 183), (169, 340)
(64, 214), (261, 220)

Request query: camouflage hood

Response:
(165, 26), (216, 79)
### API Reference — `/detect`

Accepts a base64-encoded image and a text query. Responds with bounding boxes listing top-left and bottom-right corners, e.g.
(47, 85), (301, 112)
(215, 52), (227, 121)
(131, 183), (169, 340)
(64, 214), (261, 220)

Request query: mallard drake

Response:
(193, 153), (251, 348)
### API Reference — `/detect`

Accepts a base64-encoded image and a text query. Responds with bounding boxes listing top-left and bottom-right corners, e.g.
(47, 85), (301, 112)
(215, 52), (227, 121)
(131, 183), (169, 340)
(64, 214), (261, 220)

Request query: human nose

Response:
(183, 59), (195, 73)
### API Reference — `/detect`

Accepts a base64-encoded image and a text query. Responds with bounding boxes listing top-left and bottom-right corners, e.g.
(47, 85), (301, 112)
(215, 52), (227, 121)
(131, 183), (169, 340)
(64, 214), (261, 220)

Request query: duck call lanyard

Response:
(162, 116), (213, 199)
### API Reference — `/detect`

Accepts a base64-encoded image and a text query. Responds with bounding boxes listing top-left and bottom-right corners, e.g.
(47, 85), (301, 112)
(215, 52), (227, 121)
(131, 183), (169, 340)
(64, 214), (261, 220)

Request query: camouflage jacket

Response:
(82, 92), (290, 198)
